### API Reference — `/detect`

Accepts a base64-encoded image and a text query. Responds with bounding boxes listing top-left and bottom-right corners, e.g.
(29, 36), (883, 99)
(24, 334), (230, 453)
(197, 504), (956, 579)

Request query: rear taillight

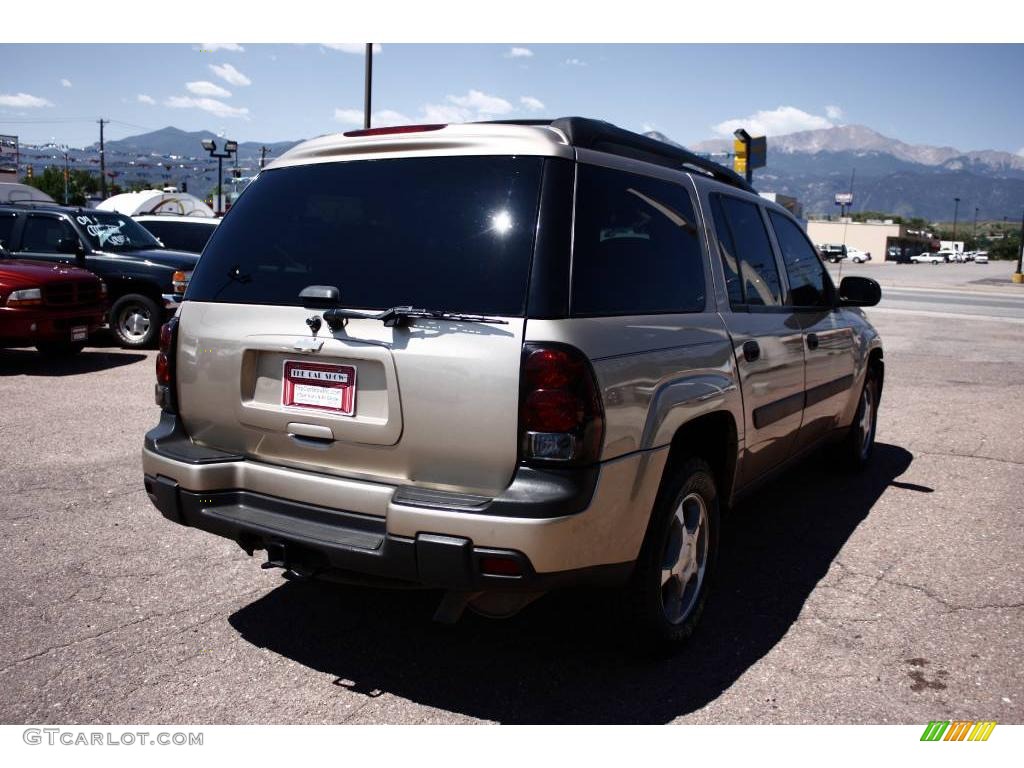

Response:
(519, 343), (604, 465)
(154, 316), (178, 410)
(171, 270), (191, 295)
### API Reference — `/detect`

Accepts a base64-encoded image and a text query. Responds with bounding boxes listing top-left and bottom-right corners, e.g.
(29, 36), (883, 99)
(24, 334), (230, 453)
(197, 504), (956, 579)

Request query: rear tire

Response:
(627, 457), (720, 654)
(842, 366), (880, 468)
(36, 340), (86, 357)
(111, 294), (161, 348)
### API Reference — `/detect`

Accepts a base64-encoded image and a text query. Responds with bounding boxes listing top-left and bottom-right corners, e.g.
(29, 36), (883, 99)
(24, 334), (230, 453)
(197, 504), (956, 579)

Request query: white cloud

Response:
(825, 104), (844, 120)
(335, 89), (521, 129)
(0, 92), (52, 108)
(200, 43), (244, 52)
(564, 58), (587, 67)
(447, 89), (513, 116)
(421, 103), (475, 124)
(186, 80), (232, 98)
(712, 106), (834, 137)
(209, 63), (251, 86)
(137, 94), (156, 105)
(166, 95), (249, 119)
(60, 78), (72, 88)
(333, 108), (412, 126)
(505, 47), (533, 58)
(333, 109), (364, 124)
(373, 109), (413, 125)
(323, 44), (382, 54)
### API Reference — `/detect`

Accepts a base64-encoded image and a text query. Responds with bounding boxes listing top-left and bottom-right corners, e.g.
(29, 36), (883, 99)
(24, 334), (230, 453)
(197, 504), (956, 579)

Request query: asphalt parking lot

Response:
(1, 266), (1022, 725)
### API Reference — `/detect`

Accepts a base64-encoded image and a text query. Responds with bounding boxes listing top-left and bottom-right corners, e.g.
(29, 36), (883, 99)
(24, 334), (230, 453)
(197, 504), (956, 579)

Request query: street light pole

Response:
(364, 43), (373, 130)
(973, 207), (979, 243)
(200, 138), (238, 215)
(952, 197), (961, 242)
(1016, 208), (1024, 278)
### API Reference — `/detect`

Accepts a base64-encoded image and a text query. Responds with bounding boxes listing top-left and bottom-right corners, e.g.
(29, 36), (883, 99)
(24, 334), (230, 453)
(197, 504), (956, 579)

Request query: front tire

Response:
(628, 457), (720, 653)
(111, 294), (161, 348)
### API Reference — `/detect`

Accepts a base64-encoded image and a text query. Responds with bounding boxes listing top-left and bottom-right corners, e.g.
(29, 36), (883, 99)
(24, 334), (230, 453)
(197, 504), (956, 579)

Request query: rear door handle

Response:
(806, 333), (819, 351)
(742, 340), (760, 363)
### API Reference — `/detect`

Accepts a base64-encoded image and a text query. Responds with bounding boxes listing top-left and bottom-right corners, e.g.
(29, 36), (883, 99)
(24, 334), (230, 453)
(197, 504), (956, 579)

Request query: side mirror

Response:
(838, 276), (881, 307)
(57, 237), (83, 256)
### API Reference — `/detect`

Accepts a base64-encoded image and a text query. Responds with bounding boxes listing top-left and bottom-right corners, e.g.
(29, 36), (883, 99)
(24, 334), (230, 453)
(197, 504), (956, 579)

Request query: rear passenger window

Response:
(711, 195), (783, 307)
(0, 213), (16, 249)
(769, 211), (832, 307)
(709, 196), (744, 306)
(571, 165), (705, 316)
(20, 216), (77, 254)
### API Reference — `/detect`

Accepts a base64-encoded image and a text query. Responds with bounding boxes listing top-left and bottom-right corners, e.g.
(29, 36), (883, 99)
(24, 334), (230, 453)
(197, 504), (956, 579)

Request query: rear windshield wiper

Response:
(323, 305), (508, 330)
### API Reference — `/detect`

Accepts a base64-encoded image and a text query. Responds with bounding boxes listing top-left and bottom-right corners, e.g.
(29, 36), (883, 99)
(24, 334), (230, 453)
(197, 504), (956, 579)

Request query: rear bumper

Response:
(142, 413), (667, 589)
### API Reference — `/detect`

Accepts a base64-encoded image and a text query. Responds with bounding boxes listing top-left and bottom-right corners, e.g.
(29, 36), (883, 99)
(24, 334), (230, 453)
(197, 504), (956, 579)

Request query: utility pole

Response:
(973, 207), (979, 243)
(1016, 208), (1023, 279)
(98, 118), (107, 200)
(364, 43), (373, 130)
(259, 145), (270, 170)
(952, 196), (961, 241)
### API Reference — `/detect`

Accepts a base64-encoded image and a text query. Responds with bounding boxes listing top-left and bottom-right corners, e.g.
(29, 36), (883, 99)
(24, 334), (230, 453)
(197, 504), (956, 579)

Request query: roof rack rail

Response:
(476, 116), (754, 193)
(0, 198), (64, 208)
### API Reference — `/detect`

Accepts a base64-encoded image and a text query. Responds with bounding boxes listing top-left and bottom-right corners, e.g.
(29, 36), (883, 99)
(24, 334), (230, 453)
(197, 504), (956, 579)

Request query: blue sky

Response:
(1, 44), (1021, 153)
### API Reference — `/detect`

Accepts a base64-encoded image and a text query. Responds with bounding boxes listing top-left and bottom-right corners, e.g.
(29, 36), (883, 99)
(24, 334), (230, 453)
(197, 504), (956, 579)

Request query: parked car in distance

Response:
(974, 251), (989, 264)
(846, 247), (872, 263)
(934, 250), (957, 263)
(134, 215), (219, 255)
(0, 238), (107, 356)
(910, 252), (945, 264)
(143, 118), (885, 652)
(0, 203), (199, 348)
(818, 243), (847, 263)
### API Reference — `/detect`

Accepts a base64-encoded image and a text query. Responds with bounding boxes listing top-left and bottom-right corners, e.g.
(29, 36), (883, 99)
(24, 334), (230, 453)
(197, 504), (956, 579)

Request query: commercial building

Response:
(759, 192), (804, 221)
(806, 219), (936, 263)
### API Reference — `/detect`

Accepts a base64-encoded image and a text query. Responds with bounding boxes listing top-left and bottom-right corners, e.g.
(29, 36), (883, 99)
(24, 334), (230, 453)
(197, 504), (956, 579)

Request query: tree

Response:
(989, 233), (1020, 261)
(21, 167), (100, 206)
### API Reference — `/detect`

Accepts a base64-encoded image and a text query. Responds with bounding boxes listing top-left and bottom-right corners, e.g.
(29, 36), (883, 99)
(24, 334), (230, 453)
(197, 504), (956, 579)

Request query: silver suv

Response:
(142, 118), (883, 650)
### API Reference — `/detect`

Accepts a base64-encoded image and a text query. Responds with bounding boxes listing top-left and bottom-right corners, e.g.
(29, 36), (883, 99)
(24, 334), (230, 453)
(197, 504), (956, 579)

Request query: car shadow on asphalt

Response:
(0, 346), (147, 376)
(229, 442), (918, 723)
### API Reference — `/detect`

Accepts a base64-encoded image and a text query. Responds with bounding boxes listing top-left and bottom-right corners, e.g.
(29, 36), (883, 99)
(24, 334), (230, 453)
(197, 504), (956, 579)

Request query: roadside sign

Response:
(748, 136), (767, 170)
(0, 135), (17, 175)
(734, 135), (766, 177)
(835, 192), (854, 206)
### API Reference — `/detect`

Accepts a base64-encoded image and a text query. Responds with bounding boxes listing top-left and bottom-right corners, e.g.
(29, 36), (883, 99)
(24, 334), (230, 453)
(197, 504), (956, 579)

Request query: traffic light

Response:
(25, 164), (33, 179)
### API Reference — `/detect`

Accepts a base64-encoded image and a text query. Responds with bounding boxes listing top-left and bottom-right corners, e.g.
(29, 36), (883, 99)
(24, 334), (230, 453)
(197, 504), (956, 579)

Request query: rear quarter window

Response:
(570, 164), (706, 316)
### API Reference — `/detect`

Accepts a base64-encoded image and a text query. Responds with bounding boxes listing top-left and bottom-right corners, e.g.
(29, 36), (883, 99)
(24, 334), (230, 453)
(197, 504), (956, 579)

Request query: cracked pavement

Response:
(0, 286), (1021, 724)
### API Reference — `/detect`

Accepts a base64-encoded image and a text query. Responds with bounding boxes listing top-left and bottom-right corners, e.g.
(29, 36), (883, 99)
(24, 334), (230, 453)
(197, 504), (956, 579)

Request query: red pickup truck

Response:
(0, 254), (107, 356)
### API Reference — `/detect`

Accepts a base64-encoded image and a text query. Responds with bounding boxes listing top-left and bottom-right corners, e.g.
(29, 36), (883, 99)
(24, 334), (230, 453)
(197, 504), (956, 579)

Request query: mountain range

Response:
(668, 125), (1024, 220)
(74, 123), (1024, 219)
(99, 126), (299, 163)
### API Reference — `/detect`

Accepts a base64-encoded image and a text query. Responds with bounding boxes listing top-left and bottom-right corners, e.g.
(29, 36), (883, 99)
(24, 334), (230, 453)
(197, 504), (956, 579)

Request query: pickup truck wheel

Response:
(628, 457), (719, 653)
(36, 340), (86, 357)
(842, 370), (879, 468)
(111, 294), (160, 348)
